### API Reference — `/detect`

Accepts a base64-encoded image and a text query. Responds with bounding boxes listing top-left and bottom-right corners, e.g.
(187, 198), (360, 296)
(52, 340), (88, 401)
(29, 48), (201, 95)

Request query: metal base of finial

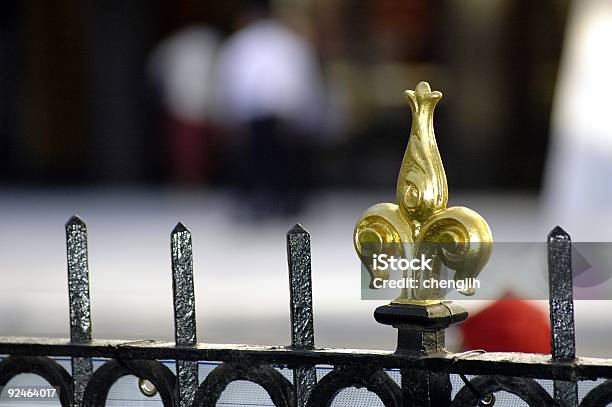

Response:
(374, 302), (468, 355)
(375, 301), (468, 405)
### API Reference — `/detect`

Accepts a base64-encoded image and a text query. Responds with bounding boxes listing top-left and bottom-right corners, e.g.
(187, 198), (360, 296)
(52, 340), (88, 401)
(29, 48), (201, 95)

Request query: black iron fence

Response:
(1, 216), (612, 406)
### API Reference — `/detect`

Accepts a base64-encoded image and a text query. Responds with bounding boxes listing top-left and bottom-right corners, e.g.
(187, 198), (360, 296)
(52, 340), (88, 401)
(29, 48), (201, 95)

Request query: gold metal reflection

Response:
(354, 82), (493, 304)
(138, 378), (158, 397)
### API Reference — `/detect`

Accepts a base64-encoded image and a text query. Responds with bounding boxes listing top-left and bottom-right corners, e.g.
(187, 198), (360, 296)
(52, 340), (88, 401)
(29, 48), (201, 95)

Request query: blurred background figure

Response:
(0, 0), (568, 193)
(149, 26), (221, 185)
(543, 0), (612, 241)
(214, 2), (324, 218)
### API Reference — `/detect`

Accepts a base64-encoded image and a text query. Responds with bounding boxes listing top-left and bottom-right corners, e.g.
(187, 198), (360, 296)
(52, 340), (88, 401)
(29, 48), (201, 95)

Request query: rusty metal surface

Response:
(65, 216), (93, 406)
(171, 222), (198, 407)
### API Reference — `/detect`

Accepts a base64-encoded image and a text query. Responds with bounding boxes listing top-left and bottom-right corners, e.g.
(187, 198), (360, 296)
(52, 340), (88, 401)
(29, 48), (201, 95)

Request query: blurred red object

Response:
(165, 116), (218, 184)
(459, 294), (551, 354)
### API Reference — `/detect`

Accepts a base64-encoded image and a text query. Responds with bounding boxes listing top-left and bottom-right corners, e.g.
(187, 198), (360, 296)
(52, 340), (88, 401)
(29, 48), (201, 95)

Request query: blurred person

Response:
(459, 291), (551, 353)
(149, 26), (221, 184)
(214, 3), (324, 218)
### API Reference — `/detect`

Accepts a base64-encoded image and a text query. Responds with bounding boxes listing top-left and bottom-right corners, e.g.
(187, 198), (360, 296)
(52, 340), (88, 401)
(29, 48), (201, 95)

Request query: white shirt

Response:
(214, 19), (323, 130)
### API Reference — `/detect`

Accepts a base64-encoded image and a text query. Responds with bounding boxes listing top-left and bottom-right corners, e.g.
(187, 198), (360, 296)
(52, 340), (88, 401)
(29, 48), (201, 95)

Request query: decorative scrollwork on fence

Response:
(307, 366), (402, 407)
(191, 362), (294, 407)
(451, 375), (554, 407)
(580, 379), (612, 407)
(0, 356), (74, 406)
(81, 359), (177, 407)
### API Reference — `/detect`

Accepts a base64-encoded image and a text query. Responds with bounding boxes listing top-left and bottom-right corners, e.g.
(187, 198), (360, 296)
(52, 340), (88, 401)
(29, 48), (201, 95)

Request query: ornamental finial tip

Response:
(415, 81), (431, 95)
(404, 81), (441, 113)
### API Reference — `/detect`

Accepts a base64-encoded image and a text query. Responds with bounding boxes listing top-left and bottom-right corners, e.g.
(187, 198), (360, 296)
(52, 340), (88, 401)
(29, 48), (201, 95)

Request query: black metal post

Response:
(171, 222), (199, 407)
(374, 302), (467, 406)
(548, 226), (578, 407)
(287, 224), (317, 407)
(66, 215), (93, 407)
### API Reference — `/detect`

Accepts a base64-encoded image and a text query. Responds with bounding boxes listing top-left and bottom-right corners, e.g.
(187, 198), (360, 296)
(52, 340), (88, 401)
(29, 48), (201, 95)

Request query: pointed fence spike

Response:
(65, 217), (93, 407)
(549, 225), (570, 240)
(66, 214), (86, 227)
(288, 223), (309, 235)
(171, 223), (198, 407)
(287, 223), (316, 407)
(547, 225), (577, 406)
(173, 221), (189, 234)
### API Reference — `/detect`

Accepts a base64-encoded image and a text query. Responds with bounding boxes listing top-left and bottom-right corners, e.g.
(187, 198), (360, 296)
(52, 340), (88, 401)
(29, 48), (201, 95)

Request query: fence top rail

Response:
(1, 336), (611, 382)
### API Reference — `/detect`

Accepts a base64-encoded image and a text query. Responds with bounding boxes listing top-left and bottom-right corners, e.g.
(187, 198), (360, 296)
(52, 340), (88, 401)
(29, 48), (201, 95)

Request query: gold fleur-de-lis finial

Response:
(354, 82), (492, 304)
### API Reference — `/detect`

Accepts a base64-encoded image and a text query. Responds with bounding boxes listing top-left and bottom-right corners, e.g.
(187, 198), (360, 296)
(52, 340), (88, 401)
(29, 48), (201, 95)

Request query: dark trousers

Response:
(238, 115), (309, 217)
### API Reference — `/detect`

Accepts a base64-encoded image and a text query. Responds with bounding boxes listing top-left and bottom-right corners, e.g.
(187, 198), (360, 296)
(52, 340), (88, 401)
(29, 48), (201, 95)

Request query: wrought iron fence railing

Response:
(0, 216), (611, 406)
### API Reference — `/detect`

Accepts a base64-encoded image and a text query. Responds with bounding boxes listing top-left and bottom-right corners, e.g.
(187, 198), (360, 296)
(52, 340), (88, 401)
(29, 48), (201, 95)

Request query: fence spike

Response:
(173, 221), (188, 234)
(548, 225), (578, 406)
(65, 215), (93, 407)
(288, 223), (307, 234)
(287, 223), (316, 407)
(171, 222), (198, 407)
